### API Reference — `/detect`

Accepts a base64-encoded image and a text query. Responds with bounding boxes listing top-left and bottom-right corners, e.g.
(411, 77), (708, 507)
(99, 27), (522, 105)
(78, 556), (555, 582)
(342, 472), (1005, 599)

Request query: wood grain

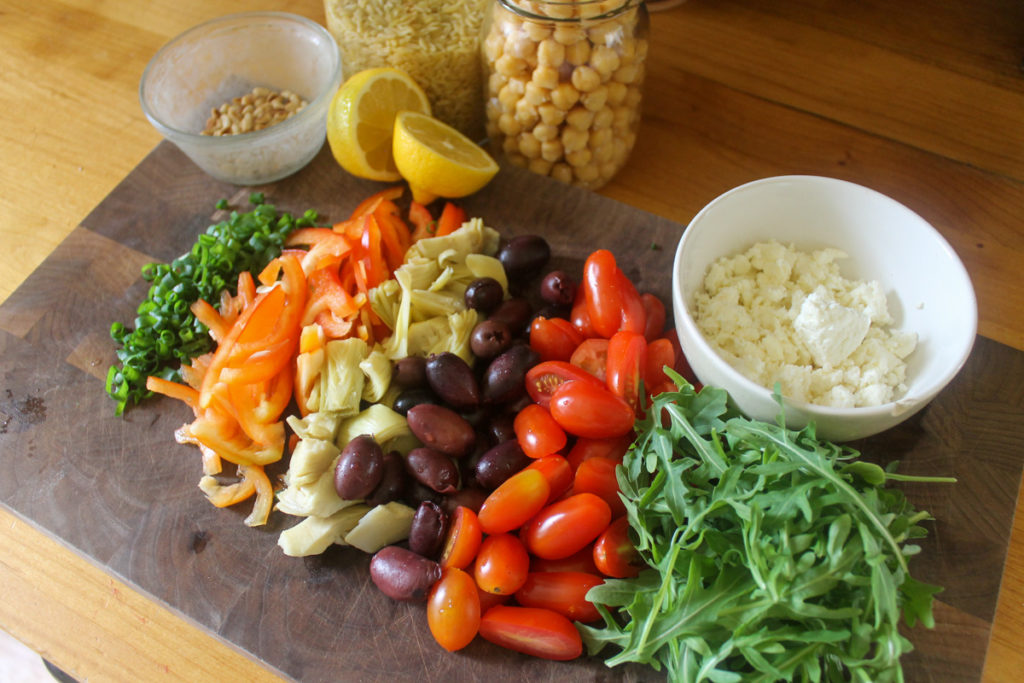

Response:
(1, 1), (1023, 681)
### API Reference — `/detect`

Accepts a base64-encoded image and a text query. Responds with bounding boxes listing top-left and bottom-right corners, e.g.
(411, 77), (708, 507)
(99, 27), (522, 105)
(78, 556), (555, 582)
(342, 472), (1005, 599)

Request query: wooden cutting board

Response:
(1, 141), (1021, 682)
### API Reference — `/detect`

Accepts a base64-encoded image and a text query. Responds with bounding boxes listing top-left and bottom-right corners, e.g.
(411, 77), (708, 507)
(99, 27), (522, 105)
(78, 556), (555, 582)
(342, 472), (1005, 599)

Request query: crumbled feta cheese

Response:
(693, 240), (917, 408)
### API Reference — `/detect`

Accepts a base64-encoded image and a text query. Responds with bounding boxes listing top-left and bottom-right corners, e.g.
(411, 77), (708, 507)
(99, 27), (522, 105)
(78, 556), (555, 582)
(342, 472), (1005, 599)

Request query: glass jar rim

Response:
(495, 0), (642, 23)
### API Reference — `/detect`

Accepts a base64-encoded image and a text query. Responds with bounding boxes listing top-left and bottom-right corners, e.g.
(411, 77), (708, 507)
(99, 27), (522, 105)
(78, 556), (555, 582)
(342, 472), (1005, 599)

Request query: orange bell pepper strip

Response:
(285, 227), (353, 274)
(146, 376), (199, 410)
(349, 185), (404, 219)
(436, 202), (468, 237)
(199, 473), (256, 508)
(240, 464), (274, 527)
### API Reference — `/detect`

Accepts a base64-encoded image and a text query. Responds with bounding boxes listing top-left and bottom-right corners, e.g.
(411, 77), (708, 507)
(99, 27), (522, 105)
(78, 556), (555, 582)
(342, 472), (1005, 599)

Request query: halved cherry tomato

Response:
(514, 571), (605, 623)
(530, 316), (585, 362)
(569, 338), (609, 381)
(520, 493), (612, 560)
(427, 567), (481, 651)
(474, 533), (530, 595)
(583, 250), (625, 338)
(408, 201), (436, 242)
(569, 286), (598, 339)
(573, 456), (626, 518)
(515, 403), (567, 458)
(606, 330), (648, 412)
(525, 360), (605, 409)
(617, 272), (647, 335)
(565, 434), (634, 471)
(525, 455), (573, 502)
(593, 516), (644, 578)
(549, 380), (635, 439)
(641, 292), (667, 341)
(645, 337), (676, 388)
(440, 506), (483, 570)
(478, 468), (550, 535)
(478, 605), (583, 661)
(530, 543), (600, 574)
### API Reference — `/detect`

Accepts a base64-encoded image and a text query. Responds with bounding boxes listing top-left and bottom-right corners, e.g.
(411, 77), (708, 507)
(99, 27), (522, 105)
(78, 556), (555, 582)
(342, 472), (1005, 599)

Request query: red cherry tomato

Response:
(525, 455), (573, 502)
(573, 456), (626, 518)
(514, 403), (567, 458)
(566, 434), (634, 470)
(520, 493), (612, 560)
(569, 286), (598, 338)
(427, 567), (481, 651)
(530, 543), (600, 574)
(617, 272), (647, 335)
(515, 571), (605, 623)
(593, 516), (644, 578)
(569, 338), (609, 381)
(641, 293), (666, 341)
(474, 533), (531, 595)
(525, 360), (605, 409)
(440, 506), (483, 570)
(478, 468), (550, 534)
(478, 605), (583, 661)
(549, 380), (635, 439)
(477, 585), (511, 613)
(645, 337), (676, 388)
(583, 250), (625, 338)
(529, 316), (585, 362)
(606, 330), (648, 411)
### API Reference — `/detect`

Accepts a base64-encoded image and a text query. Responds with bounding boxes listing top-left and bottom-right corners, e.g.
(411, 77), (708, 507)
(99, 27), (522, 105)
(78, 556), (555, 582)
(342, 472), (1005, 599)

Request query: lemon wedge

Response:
(326, 68), (431, 182)
(392, 111), (500, 205)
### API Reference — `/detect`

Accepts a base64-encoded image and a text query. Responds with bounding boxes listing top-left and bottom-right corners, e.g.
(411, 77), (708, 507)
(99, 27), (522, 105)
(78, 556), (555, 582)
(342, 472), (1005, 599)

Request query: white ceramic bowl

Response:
(140, 12), (343, 185)
(672, 175), (977, 442)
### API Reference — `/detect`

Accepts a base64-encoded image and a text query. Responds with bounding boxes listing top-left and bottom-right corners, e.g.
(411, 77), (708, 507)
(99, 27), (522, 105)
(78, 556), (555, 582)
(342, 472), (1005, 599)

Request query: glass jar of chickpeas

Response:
(481, 0), (649, 190)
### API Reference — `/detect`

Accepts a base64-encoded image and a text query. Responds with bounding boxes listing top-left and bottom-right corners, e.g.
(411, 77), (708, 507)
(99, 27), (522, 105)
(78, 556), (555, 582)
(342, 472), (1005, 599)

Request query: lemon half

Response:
(326, 68), (431, 181)
(392, 111), (500, 205)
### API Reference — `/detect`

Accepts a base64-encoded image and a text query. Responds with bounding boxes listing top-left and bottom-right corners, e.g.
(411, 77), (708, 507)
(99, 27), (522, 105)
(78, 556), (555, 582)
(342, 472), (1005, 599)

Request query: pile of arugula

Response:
(581, 370), (952, 682)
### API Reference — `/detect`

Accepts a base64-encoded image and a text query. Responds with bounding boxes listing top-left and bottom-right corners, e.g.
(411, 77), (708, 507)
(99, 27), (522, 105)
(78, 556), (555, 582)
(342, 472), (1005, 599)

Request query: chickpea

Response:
(488, 71), (506, 97)
(574, 162), (600, 183)
(625, 84), (643, 108)
(502, 135), (519, 154)
(538, 103), (566, 126)
(484, 32), (504, 62)
(588, 20), (623, 48)
(581, 85), (608, 112)
(551, 162), (574, 184)
(590, 45), (621, 80)
(518, 132), (541, 159)
(537, 39), (565, 68)
(550, 82), (580, 110)
(571, 65), (601, 93)
(590, 126), (613, 148)
(515, 98), (540, 128)
(541, 139), (564, 163)
(498, 84), (520, 111)
(591, 141), (614, 164)
(565, 106), (595, 130)
(613, 63), (639, 84)
(612, 105), (633, 130)
(523, 20), (552, 43)
(566, 148), (593, 167)
(544, 1), (577, 20)
(606, 81), (628, 106)
(565, 40), (591, 67)
(532, 65), (560, 91)
(532, 122), (559, 142)
(528, 157), (553, 176)
(524, 81), (550, 106)
(592, 106), (614, 130)
(496, 54), (528, 78)
(599, 161), (618, 180)
(554, 24), (586, 45)
(562, 127), (589, 154)
(508, 34), (538, 62)
(498, 112), (523, 137)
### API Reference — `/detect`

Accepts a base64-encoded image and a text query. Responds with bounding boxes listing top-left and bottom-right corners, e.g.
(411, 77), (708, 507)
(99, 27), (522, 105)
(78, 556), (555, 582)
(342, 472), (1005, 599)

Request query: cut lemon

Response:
(326, 67), (431, 182)
(392, 111), (500, 205)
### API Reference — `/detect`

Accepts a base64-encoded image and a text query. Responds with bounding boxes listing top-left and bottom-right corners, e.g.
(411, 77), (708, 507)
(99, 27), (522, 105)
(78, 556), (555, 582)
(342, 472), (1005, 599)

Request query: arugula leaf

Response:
(581, 370), (950, 682)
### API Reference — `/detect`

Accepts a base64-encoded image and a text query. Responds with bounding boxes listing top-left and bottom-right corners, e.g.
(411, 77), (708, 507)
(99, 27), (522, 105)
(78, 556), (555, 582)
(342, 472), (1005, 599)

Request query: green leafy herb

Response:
(580, 371), (952, 682)
(105, 198), (318, 415)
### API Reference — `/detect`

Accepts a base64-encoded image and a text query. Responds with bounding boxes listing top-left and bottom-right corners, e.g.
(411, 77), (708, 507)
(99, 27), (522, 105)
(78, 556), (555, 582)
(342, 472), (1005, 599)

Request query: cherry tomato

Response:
(645, 337), (676, 389)
(606, 330), (648, 411)
(583, 250), (625, 338)
(617, 272), (647, 335)
(549, 380), (635, 439)
(525, 360), (605, 409)
(593, 516), (644, 578)
(530, 543), (600, 574)
(515, 571), (604, 623)
(514, 403), (567, 458)
(641, 293), (666, 341)
(478, 605), (583, 661)
(573, 456), (626, 518)
(520, 493), (612, 560)
(477, 585), (511, 613)
(440, 506), (483, 570)
(427, 567), (481, 651)
(530, 316), (585, 362)
(569, 286), (598, 338)
(525, 455), (573, 502)
(566, 434), (634, 470)
(474, 533), (531, 595)
(478, 468), (550, 535)
(569, 338), (609, 381)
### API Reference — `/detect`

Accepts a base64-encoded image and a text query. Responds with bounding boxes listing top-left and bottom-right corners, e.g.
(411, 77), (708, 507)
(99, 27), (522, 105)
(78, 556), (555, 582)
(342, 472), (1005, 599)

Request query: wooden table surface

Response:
(1, 0), (1022, 680)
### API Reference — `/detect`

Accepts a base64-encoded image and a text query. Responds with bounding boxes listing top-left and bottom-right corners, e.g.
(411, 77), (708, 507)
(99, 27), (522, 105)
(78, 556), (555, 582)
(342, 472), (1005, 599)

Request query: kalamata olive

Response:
(408, 501), (449, 559)
(334, 434), (384, 500)
(404, 480), (445, 507)
(393, 356), (428, 389)
(406, 447), (460, 494)
(425, 352), (480, 410)
(482, 344), (541, 406)
(442, 487), (489, 515)
(370, 545), (442, 602)
(487, 297), (533, 336)
(366, 451), (408, 507)
(531, 303), (572, 324)
(464, 277), (505, 313)
(391, 387), (440, 416)
(539, 270), (577, 307)
(486, 411), (518, 445)
(498, 234), (551, 280)
(470, 319), (513, 360)
(406, 403), (476, 458)
(474, 440), (532, 489)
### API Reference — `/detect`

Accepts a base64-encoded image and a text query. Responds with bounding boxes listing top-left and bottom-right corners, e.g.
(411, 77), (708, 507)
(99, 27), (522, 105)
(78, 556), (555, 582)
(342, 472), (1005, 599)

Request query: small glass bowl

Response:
(140, 12), (343, 185)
